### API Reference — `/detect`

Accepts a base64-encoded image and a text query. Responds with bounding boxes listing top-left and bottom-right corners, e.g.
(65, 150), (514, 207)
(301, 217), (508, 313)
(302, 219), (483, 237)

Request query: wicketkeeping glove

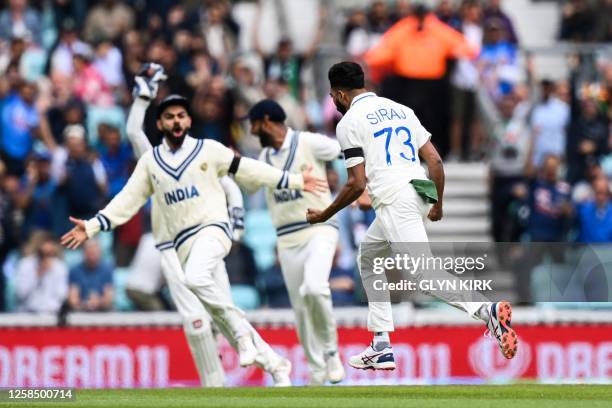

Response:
(230, 207), (245, 242)
(132, 62), (167, 100)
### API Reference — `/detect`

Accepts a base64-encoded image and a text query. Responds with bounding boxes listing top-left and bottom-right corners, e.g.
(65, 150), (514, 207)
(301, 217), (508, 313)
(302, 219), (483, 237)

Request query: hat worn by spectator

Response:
(63, 124), (86, 140)
(72, 43), (94, 61)
(10, 28), (32, 43)
(246, 99), (287, 123)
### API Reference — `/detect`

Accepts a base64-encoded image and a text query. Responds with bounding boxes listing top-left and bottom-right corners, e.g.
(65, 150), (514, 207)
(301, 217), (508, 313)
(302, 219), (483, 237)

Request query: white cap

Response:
(63, 124), (86, 140)
(72, 42), (94, 61)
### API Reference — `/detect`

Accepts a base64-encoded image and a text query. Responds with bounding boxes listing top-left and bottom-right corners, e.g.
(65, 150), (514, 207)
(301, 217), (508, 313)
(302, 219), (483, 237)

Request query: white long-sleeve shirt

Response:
(126, 98), (244, 218)
(259, 128), (341, 248)
(84, 134), (304, 263)
(15, 256), (68, 313)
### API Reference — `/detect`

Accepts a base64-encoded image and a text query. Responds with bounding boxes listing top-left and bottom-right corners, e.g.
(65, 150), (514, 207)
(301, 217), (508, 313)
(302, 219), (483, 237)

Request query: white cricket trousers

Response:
(167, 234), (283, 372)
(277, 227), (339, 376)
(358, 185), (487, 333)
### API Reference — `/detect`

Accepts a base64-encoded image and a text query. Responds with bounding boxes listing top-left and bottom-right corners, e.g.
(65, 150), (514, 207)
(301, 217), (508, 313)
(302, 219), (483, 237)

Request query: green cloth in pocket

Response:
(410, 179), (438, 204)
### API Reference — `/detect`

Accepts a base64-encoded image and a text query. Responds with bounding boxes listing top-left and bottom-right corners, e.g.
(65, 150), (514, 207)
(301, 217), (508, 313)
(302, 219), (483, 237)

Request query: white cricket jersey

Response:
(259, 128), (341, 249)
(84, 136), (303, 264)
(336, 92), (431, 209)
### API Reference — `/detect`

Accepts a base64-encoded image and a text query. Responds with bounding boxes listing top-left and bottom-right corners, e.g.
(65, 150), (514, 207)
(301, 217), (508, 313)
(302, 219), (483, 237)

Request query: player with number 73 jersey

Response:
(336, 91), (432, 210)
(307, 62), (517, 371)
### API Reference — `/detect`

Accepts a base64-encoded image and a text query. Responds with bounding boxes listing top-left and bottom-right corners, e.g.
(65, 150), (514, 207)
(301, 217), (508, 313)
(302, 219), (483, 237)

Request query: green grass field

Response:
(2, 385), (611, 408)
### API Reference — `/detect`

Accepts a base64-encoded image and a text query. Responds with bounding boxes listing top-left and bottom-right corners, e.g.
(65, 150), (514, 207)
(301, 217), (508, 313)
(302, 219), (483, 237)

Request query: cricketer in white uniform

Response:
(246, 99), (345, 385)
(122, 64), (270, 388)
(61, 88), (327, 384)
(307, 62), (518, 370)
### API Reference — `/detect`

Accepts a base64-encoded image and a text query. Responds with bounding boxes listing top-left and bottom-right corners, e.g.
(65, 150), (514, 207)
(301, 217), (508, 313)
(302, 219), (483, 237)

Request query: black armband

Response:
(228, 154), (241, 175)
(343, 147), (364, 159)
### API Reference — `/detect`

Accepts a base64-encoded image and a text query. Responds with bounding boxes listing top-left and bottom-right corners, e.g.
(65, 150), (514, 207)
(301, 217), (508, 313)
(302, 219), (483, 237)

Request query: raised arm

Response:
(127, 63), (167, 158)
(126, 97), (153, 158)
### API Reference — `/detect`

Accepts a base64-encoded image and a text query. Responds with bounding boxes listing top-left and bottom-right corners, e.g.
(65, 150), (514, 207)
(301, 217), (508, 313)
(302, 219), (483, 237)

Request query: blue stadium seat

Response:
(231, 285), (261, 310)
(112, 267), (134, 311)
(62, 248), (83, 270)
(86, 106), (126, 146)
(97, 233), (115, 264)
(244, 210), (277, 271)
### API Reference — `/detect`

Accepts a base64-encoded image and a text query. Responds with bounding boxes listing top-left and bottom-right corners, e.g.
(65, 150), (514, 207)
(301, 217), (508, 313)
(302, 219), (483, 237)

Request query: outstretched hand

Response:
(301, 165), (328, 196)
(60, 217), (89, 250)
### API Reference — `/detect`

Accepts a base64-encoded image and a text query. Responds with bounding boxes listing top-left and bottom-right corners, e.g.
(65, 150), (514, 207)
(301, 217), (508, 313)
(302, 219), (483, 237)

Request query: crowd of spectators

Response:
(0, 0), (371, 313)
(0, 0), (610, 313)
(559, 0), (611, 42)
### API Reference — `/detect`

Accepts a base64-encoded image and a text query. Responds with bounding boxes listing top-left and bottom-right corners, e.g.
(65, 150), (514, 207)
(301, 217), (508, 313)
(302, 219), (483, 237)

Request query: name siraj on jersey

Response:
(366, 107), (407, 125)
(273, 189), (303, 203)
(164, 185), (200, 205)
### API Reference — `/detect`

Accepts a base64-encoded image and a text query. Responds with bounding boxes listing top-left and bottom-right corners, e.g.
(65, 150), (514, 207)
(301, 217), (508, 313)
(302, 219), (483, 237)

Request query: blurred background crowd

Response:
(0, 0), (610, 314)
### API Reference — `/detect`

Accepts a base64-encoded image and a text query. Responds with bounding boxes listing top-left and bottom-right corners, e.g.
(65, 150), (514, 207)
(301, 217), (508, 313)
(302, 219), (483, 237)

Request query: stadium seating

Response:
(244, 209), (278, 271)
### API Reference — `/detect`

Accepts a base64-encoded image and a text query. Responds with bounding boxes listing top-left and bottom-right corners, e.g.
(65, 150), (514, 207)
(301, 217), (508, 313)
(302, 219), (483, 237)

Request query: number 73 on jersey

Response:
(373, 126), (416, 166)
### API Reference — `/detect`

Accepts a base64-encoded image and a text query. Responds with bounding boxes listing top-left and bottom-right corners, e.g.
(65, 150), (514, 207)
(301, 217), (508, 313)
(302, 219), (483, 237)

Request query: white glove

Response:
(132, 63), (167, 100)
(230, 207), (245, 242)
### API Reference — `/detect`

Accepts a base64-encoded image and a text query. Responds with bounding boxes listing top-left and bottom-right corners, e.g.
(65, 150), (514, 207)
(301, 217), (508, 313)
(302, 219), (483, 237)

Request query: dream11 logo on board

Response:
(468, 337), (531, 380)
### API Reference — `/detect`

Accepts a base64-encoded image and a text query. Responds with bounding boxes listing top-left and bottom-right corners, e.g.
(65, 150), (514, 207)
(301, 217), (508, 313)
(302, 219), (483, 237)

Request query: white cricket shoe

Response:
(348, 343), (396, 370)
(485, 301), (518, 359)
(271, 358), (292, 387)
(237, 335), (257, 367)
(309, 370), (326, 386)
(325, 352), (345, 383)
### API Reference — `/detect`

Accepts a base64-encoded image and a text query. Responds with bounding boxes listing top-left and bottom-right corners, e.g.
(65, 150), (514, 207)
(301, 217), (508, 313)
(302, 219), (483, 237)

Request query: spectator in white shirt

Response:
(93, 39), (125, 89)
(50, 19), (87, 79)
(529, 79), (570, 170)
(15, 236), (68, 313)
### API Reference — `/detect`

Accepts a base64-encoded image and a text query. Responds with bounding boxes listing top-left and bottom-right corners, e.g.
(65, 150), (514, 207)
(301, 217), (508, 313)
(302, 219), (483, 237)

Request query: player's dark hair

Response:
(157, 94), (190, 119)
(328, 61), (365, 90)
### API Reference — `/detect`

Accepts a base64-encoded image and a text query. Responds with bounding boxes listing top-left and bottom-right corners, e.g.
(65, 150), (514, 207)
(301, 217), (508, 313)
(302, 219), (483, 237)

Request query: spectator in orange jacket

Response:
(364, 5), (478, 157)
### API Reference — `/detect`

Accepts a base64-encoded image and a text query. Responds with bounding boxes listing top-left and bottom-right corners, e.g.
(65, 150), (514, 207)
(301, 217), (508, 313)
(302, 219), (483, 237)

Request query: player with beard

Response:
(124, 64), (262, 387)
(307, 61), (517, 370)
(61, 73), (328, 385)
(246, 99), (345, 385)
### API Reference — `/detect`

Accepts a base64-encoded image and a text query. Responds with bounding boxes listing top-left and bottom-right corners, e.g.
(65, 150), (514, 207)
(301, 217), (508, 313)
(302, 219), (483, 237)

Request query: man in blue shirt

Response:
(576, 177), (612, 243)
(57, 124), (108, 220)
(0, 82), (39, 175)
(527, 155), (572, 242)
(98, 124), (133, 198)
(68, 239), (114, 311)
(17, 151), (57, 235)
(516, 155), (571, 303)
